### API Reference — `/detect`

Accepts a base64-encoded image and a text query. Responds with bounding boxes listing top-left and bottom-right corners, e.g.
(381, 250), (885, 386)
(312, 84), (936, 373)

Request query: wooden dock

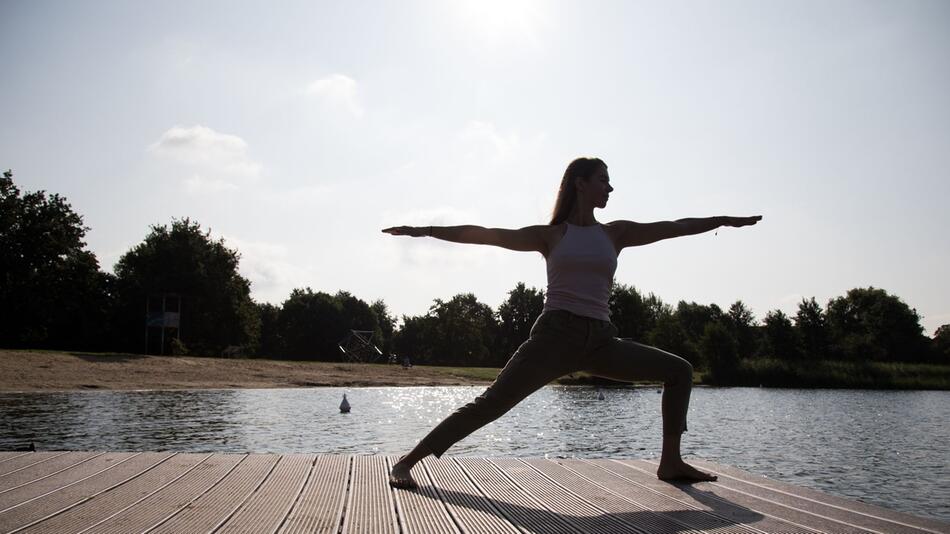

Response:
(0, 452), (946, 533)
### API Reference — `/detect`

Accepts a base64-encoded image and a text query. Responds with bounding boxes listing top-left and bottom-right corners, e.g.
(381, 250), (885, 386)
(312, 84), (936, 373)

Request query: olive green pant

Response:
(421, 309), (694, 457)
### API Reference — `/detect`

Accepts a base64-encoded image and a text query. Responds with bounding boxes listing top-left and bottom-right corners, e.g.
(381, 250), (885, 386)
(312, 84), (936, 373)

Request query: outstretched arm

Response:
(610, 216), (762, 249)
(382, 225), (550, 254)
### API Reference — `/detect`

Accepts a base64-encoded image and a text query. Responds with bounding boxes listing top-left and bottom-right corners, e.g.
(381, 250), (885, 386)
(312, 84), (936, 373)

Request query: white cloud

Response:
(306, 74), (364, 118)
(149, 125), (263, 178)
(223, 236), (310, 305)
(148, 126), (263, 196)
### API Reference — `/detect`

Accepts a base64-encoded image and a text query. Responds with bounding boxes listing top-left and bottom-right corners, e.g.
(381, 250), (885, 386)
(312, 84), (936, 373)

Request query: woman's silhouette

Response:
(383, 157), (761, 488)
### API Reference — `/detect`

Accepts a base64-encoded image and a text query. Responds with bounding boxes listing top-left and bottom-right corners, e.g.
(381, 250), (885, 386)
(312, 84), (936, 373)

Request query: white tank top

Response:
(542, 223), (618, 321)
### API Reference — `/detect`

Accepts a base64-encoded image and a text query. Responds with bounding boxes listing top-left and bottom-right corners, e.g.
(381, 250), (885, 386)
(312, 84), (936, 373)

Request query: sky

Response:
(1, 0), (948, 334)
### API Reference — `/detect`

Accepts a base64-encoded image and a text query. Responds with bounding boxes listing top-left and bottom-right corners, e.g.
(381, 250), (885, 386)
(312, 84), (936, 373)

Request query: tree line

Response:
(3, 169), (949, 373)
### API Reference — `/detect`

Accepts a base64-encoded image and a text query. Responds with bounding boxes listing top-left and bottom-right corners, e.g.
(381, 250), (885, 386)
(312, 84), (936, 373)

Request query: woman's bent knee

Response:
(670, 357), (693, 387)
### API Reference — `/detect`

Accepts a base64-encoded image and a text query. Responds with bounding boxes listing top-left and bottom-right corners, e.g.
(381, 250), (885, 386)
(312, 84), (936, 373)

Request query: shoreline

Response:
(0, 349), (502, 392)
(4, 350), (946, 392)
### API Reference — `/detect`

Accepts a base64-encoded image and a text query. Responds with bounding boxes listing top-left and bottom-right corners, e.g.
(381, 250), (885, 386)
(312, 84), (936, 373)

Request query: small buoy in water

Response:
(339, 393), (351, 413)
(597, 390), (606, 401)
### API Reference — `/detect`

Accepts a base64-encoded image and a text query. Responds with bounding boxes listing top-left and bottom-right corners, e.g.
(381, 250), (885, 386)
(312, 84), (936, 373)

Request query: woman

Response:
(383, 157), (761, 488)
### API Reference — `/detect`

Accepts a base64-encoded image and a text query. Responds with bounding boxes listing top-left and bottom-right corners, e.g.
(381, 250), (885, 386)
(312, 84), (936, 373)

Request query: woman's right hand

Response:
(382, 226), (429, 237)
(722, 216), (762, 227)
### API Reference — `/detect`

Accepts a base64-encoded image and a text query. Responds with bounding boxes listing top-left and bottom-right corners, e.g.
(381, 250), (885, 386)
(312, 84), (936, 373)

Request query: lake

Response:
(1, 386), (948, 523)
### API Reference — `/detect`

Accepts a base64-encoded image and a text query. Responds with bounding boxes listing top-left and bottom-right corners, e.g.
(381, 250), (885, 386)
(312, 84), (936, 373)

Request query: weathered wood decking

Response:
(0, 452), (945, 533)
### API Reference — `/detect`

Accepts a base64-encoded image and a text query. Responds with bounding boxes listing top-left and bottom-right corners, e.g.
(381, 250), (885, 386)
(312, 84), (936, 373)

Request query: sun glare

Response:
(455, 0), (551, 50)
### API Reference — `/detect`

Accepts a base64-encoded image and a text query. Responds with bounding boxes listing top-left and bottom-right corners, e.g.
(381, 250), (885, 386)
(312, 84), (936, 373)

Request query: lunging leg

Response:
(586, 338), (716, 482)
(390, 336), (573, 488)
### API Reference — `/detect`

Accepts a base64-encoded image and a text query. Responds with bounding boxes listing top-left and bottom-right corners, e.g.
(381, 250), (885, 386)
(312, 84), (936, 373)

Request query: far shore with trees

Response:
(3, 169), (949, 390)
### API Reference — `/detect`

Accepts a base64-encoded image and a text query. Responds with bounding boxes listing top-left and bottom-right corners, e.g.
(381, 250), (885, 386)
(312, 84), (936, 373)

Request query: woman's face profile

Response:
(577, 165), (614, 209)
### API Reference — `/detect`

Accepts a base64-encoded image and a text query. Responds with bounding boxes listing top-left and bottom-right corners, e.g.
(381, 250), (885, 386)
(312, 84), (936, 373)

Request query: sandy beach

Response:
(0, 350), (498, 392)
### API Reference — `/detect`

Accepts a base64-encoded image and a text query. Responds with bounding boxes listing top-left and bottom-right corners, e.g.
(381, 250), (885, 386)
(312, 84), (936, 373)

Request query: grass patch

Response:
(706, 359), (950, 389)
(415, 365), (502, 382)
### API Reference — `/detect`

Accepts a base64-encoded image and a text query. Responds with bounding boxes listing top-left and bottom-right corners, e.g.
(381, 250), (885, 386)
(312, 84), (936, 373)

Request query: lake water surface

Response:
(1, 387), (948, 523)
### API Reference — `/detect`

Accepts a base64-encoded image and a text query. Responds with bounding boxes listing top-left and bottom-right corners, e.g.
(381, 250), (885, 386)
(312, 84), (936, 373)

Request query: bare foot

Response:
(389, 462), (418, 489)
(656, 460), (718, 482)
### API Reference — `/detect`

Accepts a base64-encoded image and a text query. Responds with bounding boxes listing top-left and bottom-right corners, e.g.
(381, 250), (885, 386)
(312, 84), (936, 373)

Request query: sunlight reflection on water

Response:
(1, 386), (948, 522)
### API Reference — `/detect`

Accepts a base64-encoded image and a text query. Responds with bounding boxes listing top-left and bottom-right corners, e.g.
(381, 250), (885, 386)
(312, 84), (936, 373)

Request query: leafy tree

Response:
(335, 291), (378, 331)
(256, 302), (282, 357)
(644, 293), (672, 322)
(112, 218), (259, 355)
(795, 297), (828, 360)
(649, 308), (698, 366)
(426, 293), (499, 366)
(932, 324), (950, 364)
(496, 282), (544, 359)
(609, 284), (651, 342)
(675, 301), (723, 343)
(662, 301), (723, 368)
(725, 300), (758, 360)
(370, 299), (396, 357)
(278, 288), (347, 360)
(763, 310), (800, 360)
(701, 321), (739, 384)
(825, 287), (928, 362)
(392, 314), (437, 364)
(0, 170), (111, 350)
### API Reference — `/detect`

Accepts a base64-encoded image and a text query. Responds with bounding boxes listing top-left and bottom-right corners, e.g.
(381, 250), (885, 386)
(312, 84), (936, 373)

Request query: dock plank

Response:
(580, 458), (804, 533)
(18, 453), (209, 534)
(0, 454), (33, 465)
(0, 453), (73, 480)
(0, 452), (171, 533)
(0, 453), (137, 511)
(389, 455), (460, 534)
(422, 457), (520, 534)
(0, 453), (102, 494)
(278, 455), (349, 534)
(341, 455), (398, 534)
(148, 453), (279, 534)
(619, 459), (859, 533)
(691, 459), (950, 534)
(456, 456), (577, 534)
(0, 452), (943, 534)
(639, 458), (940, 534)
(83, 453), (244, 534)
(523, 458), (713, 534)
(215, 454), (313, 534)
(490, 457), (639, 533)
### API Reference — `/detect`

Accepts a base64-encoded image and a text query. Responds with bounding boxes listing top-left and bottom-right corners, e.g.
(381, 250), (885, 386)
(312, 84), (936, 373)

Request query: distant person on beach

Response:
(382, 157), (762, 488)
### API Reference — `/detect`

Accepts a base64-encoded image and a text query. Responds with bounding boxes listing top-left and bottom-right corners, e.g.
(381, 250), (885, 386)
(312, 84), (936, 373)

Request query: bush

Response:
(169, 338), (189, 356)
